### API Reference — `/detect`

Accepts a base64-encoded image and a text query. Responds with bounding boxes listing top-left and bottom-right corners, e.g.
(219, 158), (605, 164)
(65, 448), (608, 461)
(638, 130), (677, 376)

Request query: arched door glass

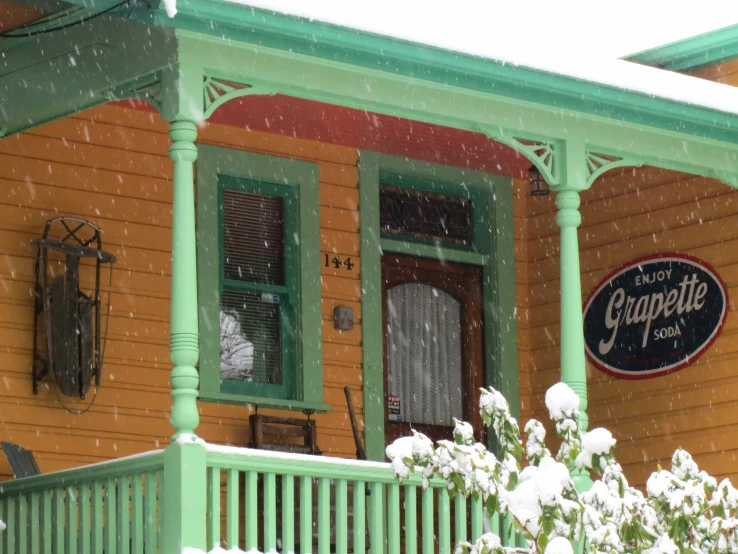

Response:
(386, 283), (463, 427)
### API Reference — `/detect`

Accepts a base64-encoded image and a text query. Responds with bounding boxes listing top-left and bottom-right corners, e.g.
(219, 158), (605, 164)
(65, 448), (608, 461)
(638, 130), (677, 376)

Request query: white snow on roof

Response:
(200, 0), (738, 117)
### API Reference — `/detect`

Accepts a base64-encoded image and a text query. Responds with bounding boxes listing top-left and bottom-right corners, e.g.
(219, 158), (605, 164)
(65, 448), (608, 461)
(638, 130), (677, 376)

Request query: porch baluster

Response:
(264, 473), (277, 552)
(226, 469), (240, 548)
(387, 482), (400, 554)
(282, 475), (296, 554)
(80, 486), (91, 554)
(299, 475), (312, 553)
(317, 478), (331, 554)
(438, 490), (451, 554)
(335, 479), (348, 554)
(29, 493), (40, 554)
(405, 485), (417, 554)
(470, 495), (483, 543)
(246, 471), (259, 551)
(92, 481), (103, 554)
(421, 487), (433, 554)
(353, 480), (366, 554)
(454, 492), (467, 546)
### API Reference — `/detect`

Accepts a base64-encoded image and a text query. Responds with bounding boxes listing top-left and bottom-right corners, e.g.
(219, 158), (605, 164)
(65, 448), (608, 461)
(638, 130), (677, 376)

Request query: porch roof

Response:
(626, 23), (738, 72)
(5, 0), (738, 186)
(195, 0), (738, 117)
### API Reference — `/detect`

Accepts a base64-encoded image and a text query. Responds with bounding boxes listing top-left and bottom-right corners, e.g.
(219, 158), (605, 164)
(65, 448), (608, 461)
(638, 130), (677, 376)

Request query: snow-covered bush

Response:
(387, 383), (738, 554)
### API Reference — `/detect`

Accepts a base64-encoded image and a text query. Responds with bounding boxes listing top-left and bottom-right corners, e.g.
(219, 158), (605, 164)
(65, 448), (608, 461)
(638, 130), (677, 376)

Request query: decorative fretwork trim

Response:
(202, 76), (277, 119)
(585, 151), (641, 187)
(104, 75), (163, 116)
(478, 127), (561, 186)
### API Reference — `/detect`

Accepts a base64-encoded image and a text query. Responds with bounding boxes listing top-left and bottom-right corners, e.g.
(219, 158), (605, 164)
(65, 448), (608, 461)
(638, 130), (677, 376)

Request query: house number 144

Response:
(324, 254), (354, 271)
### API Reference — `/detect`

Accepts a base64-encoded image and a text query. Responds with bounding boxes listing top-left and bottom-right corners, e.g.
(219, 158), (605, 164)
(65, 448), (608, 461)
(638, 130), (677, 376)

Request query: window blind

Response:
(223, 189), (284, 285)
(220, 188), (286, 386)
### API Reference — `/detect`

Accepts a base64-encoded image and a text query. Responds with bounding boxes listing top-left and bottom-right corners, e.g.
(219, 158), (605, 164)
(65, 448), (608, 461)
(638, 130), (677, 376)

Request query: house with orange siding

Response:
(2, 2), (738, 552)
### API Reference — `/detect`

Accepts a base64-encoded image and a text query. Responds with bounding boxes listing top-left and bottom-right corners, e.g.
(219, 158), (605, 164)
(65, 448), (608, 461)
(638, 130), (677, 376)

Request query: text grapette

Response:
(599, 273), (708, 355)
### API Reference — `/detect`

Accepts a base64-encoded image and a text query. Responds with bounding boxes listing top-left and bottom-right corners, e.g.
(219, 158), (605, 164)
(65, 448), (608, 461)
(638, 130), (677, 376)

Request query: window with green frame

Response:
(196, 146), (327, 411)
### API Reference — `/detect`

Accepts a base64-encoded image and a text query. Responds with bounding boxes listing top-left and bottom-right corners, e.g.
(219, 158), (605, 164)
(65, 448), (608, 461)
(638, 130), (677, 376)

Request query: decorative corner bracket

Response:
(202, 75), (277, 119)
(104, 74), (164, 116)
(478, 127), (561, 186)
(584, 151), (642, 188)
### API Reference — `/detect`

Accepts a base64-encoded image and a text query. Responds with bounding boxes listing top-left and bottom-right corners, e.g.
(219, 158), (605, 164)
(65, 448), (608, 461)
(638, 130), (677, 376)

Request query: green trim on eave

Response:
(625, 24), (738, 72)
(196, 144), (324, 409)
(149, 1), (738, 146)
(358, 151), (518, 461)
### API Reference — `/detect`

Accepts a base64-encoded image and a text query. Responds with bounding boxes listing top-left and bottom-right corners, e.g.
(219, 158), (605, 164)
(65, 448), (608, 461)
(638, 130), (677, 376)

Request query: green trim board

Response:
(196, 144), (326, 411)
(358, 151), (518, 461)
(626, 24), (738, 72)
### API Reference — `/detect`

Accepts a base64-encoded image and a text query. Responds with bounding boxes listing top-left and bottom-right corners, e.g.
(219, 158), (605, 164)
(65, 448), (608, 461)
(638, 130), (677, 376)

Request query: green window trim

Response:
(218, 176), (296, 400)
(196, 145), (327, 412)
(359, 151), (519, 461)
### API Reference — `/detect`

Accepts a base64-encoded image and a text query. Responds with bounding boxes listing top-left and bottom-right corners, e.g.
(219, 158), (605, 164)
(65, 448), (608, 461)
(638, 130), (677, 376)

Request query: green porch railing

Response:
(0, 451), (164, 554)
(0, 446), (522, 554)
(204, 446), (522, 554)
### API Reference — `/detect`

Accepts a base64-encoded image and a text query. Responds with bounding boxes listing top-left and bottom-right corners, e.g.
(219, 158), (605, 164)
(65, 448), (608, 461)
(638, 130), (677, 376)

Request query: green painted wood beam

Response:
(625, 24), (738, 72)
(173, 28), (738, 187)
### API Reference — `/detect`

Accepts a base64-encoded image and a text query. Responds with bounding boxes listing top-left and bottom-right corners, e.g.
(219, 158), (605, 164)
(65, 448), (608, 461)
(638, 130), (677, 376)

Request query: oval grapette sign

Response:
(583, 254), (728, 379)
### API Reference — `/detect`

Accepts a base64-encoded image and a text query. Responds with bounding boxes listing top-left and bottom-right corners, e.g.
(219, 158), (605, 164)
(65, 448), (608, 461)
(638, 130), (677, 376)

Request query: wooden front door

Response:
(382, 255), (485, 447)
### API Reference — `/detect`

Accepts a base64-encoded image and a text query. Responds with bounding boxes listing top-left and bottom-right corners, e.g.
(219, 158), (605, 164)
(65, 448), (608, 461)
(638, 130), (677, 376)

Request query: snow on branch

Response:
(387, 382), (738, 554)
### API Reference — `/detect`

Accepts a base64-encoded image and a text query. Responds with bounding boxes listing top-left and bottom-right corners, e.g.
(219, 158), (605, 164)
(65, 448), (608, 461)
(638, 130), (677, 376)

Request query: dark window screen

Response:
(379, 185), (473, 245)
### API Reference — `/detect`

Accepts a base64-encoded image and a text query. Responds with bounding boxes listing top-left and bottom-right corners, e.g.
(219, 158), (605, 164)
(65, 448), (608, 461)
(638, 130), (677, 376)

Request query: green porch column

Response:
(162, 64), (204, 441)
(161, 65), (208, 554)
(552, 141), (592, 497)
(168, 118), (201, 439)
(555, 189), (588, 433)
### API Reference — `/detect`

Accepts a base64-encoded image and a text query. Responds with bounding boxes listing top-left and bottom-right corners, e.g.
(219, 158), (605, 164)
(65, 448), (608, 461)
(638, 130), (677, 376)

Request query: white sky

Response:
(239, 0), (738, 59)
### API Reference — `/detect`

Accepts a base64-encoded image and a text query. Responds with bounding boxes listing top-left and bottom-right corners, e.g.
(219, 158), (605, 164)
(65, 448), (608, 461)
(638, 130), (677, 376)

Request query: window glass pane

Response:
(379, 185), (473, 245)
(223, 189), (284, 285)
(220, 289), (283, 385)
(386, 283), (463, 426)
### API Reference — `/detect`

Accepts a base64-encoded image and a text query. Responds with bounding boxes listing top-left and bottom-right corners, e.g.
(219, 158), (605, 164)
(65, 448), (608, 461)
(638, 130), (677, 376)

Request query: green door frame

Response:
(358, 152), (517, 461)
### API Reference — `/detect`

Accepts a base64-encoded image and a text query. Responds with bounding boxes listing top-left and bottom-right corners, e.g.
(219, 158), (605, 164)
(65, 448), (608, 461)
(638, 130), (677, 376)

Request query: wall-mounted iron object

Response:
(32, 217), (116, 402)
(333, 306), (354, 331)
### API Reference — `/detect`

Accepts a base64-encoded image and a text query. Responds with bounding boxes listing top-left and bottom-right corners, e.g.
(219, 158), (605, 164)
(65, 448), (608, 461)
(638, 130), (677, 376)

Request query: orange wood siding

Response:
(0, 104), (363, 478)
(5, 98), (730, 493)
(690, 60), (738, 84)
(521, 167), (738, 487)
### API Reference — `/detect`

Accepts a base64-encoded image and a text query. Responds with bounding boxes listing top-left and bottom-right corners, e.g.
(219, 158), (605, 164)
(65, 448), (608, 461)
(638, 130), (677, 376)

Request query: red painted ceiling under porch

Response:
(118, 95), (530, 180)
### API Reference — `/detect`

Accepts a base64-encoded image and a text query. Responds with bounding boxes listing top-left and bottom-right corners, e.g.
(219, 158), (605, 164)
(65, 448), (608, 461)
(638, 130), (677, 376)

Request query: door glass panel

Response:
(386, 283), (463, 426)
